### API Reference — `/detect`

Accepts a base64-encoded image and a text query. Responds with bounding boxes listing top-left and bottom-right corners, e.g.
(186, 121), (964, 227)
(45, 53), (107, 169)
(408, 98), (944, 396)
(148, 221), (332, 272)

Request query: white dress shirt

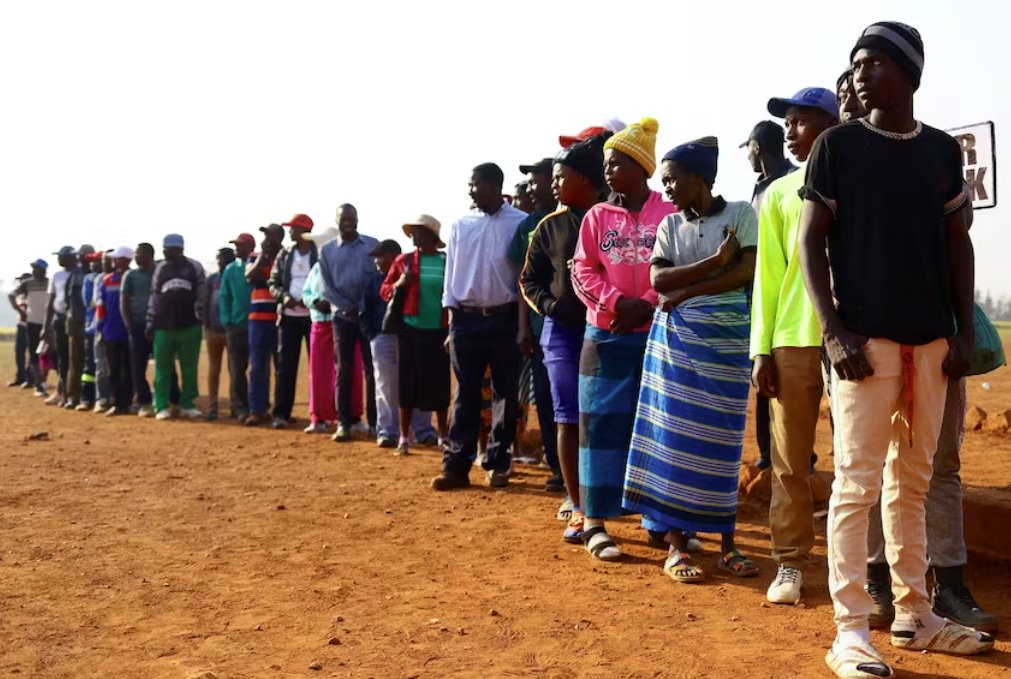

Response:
(442, 201), (526, 309)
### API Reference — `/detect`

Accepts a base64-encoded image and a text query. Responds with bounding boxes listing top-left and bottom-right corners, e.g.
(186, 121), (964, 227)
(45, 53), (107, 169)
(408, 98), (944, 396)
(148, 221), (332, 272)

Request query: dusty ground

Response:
(0, 343), (1009, 678)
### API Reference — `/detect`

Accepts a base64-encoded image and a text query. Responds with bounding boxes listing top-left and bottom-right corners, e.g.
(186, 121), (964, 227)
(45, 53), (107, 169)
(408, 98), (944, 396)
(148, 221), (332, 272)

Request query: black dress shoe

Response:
(933, 584), (1000, 633)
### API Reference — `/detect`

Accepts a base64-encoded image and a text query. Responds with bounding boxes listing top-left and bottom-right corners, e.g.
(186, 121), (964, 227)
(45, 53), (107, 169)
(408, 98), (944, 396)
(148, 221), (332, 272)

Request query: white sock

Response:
(892, 610), (945, 639)
(834, 627), (871, 653)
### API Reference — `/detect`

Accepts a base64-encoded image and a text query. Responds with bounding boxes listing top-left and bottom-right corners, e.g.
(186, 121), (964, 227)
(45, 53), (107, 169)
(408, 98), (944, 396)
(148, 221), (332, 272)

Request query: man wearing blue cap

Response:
(147, 234), (206, 420)
(749, 87), (837, 606)
(10, 260), (50, 394)
(799, 21), (992, 677)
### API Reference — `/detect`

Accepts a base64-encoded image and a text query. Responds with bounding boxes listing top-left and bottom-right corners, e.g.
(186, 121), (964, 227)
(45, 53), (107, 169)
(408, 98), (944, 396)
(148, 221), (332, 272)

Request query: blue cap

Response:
(767, 87), (838, 119)
(53, 245), (75, 257)
(31, 258), (49, 270)
(163, 233), (185, 249)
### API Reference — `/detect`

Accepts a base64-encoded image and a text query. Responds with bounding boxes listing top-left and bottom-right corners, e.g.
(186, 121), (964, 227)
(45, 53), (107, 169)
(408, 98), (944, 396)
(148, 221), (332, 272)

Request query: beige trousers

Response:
(827, 337), (948, 631)
(769, 346), (824, 566)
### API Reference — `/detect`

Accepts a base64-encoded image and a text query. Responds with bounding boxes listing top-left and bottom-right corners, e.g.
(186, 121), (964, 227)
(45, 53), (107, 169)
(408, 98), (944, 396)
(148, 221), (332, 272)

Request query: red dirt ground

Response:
(0, 345), (1009, 678)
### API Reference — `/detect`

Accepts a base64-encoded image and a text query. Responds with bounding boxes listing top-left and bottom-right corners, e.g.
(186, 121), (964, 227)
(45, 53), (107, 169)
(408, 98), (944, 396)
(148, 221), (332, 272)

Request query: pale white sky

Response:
(2, 0), (1008, 295)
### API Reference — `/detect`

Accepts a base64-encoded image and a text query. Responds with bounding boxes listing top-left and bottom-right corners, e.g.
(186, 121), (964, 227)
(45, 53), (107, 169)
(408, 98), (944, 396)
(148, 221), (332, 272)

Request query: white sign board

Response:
(947, 121), (997, 209)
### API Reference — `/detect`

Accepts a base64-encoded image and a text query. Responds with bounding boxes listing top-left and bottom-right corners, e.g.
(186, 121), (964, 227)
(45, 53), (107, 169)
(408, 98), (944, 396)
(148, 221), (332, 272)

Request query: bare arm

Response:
(943, 207), (975, 377)
(798, 199), (872, 381)
(659, 252), (755, 308)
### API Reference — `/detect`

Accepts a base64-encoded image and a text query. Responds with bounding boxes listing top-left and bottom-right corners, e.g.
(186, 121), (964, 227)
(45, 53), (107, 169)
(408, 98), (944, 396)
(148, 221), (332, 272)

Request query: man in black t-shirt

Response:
(798, 21), (992, 678)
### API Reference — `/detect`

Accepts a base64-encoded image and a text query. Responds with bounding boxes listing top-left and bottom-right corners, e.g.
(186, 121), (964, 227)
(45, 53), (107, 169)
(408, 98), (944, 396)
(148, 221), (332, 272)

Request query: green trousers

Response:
(153, 325), (202, 411)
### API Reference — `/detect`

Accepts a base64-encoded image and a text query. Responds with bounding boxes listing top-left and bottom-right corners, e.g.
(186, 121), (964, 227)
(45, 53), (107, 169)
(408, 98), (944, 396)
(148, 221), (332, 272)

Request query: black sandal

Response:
(582, 525), (621, 561)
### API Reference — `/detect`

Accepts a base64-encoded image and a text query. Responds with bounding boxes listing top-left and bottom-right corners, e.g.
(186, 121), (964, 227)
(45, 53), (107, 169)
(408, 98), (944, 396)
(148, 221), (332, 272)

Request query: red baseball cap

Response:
(229, 233), (256, 249)
(282, 213), (314, 230)
(559, 125), (607, 149)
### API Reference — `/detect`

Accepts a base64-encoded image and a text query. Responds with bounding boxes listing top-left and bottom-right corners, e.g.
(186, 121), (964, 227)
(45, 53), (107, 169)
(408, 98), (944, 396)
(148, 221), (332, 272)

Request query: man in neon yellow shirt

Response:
(750, 87), (838, 605)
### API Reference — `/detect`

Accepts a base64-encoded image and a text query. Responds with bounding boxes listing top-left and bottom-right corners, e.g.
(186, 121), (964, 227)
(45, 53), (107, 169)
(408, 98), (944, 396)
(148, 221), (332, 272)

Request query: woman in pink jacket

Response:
(571, 117), (677, 561)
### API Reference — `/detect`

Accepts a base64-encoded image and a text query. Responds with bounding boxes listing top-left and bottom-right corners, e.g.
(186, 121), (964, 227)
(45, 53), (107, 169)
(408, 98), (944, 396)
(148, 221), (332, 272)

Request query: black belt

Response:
(457, 302), (517, 317)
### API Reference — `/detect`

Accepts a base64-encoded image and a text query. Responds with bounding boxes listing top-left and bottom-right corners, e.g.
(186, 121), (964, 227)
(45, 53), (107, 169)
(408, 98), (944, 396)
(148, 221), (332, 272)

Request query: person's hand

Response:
(396, 270), (415, 289)
(715, 227), (741, 268)
(824, 327), (872, 381)
(751, 354), (779, 398)
(18, 310), (27, 323)
(313, 299), (331, 314)
(659, 288), (690, 312)
(443, 332), (453, 355)
(943, 333), (973, 379)
(283, 295), (299, 309)
(611, 298), (652, 335)
(517, 327), (534, 357)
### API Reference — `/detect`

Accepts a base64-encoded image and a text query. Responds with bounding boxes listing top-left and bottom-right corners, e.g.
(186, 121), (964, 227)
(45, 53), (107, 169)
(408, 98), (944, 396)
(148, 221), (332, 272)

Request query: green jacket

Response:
(219, 258), (252, 327)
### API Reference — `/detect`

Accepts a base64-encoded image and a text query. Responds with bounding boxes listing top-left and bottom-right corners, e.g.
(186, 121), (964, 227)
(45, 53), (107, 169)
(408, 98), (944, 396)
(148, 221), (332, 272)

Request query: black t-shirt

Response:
(802, 120), (967, 345)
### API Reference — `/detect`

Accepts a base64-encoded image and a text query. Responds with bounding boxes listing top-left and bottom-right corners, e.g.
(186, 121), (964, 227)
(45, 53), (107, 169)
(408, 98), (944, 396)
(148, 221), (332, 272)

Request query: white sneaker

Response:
(767, 565), (803, 605)
(179, 408), (202, 419)
(154, 409), (173, 421)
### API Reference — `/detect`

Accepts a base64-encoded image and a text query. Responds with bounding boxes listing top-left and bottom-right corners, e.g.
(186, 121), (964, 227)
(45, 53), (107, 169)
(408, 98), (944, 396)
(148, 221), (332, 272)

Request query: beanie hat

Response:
(603, 116), (660, 176)
(662, 136), (720, 187)
(555, 132), (611, 189)
(851, 21), (924, 90)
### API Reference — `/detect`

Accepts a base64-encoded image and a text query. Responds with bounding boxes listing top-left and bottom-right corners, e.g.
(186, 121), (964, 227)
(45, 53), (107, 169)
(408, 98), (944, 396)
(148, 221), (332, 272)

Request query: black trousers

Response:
(273, 315), (311, 419)
(443, 309), (521, 475)
(333, 316), (375, 429)
(756, 393), (771, 462)
(26, 323), (43, 388)
(105, 339), (133, 410)
(225, 324), (250, 415)
(53, 313), (69, 397)
(13, 324), (28, 384)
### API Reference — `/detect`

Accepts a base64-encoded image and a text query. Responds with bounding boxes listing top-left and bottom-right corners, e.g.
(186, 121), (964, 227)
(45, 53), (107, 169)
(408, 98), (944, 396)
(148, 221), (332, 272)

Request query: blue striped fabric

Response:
(622, 292), (751, 534)
(578, 325), (648, 518)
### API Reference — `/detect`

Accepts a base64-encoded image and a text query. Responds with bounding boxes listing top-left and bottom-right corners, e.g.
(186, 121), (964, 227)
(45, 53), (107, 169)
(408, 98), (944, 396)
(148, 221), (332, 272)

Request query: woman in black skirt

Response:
(380, 215), (450, 455)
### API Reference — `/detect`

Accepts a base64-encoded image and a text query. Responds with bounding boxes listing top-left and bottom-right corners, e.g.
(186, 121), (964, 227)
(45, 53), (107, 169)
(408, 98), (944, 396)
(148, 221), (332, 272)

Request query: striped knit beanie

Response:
(604, 116), (660, 177)
(662, 136), (719, 187)
(851, 21), (924, 90)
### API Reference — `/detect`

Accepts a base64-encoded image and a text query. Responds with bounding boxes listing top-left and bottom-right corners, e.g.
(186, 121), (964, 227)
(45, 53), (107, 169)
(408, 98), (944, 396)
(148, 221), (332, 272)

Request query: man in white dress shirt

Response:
(432, 163), (527, 490)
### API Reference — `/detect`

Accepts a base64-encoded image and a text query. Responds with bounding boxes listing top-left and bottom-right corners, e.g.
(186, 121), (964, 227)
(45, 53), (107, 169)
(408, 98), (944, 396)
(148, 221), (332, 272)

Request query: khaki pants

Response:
(769, 346), (823, 566)
(827, 337), (948, 631)
(204, 328), (229, 411)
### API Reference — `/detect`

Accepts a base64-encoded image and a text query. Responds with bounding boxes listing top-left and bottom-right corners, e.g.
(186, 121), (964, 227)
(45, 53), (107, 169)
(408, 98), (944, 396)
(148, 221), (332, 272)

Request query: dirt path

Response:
(0, 355), (1009, 677)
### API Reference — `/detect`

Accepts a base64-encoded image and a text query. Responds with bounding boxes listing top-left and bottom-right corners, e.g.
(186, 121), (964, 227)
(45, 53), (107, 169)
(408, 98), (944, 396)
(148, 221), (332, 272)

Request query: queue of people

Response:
(5, 21), (999, 678)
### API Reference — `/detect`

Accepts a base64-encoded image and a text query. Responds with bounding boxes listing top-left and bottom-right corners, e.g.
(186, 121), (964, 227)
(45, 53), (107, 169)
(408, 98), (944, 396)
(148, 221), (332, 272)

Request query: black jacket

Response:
(520, 207), (587, 329)
(268, 242), (318, 319)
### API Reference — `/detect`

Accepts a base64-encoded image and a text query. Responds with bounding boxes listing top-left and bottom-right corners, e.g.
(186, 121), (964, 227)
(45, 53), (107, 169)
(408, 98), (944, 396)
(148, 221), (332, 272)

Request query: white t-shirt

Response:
(284, 248), (312, 317)
(49, 269), (69, 315)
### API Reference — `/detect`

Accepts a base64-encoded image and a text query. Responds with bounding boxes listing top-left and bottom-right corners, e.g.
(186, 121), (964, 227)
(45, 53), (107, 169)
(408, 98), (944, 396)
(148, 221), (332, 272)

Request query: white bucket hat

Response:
(401, 214), (444, 248)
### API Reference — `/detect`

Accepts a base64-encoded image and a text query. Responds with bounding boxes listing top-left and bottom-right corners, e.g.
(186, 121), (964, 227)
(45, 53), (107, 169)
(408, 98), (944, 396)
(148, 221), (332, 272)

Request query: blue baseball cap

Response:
(163, 233), (185, 248)
(767, 87), (838, 119)
(31, 258), (49, 270)
(53, 245), (76, 257)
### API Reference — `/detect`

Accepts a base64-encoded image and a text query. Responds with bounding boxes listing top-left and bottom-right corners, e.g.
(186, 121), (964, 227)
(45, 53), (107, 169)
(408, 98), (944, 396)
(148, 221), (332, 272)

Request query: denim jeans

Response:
(370, 333), (435, 440)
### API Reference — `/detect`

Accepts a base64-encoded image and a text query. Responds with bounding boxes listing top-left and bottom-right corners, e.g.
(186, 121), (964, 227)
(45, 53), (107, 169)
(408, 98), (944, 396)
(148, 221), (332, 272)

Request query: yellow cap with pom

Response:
(603, 116), (660, 176)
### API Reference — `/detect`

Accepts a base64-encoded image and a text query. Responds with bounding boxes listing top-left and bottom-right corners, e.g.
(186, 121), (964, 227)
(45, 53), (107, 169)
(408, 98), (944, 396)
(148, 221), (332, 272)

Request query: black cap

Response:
(368, 239), (402, 257)
(518, 158), (553, 176)
(555, 133), (609, 190)
(739, 121), (784, 150)
(259, 223), (284, 236)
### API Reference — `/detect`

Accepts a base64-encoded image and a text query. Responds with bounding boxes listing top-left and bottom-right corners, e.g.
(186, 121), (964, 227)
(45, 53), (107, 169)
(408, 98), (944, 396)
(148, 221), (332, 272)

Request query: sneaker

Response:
(303, 422), (328, 434)
(544, 472), (565, 493)
(137, 405), (155, 418)
(154, 409), (173, 421)
(351, 421), (370, 435)
(331, 424), (352, 442)
(44, 393), (62, 406)
(206, 409), (218, 422)
(244, 413), (267, 427)
(431, 471), (470, 491)
(891, 620), (994, 655)
(416, 434), (439, 446)
(34, 388), (48, 397)
(767, 565), (804, 605)
(394, 441), (410, 456)
(866, 563), (895, 629)
(7, 379), (21, 387)
(180, 408), (202, 419)
(377, 436), (396, 449)
(104, 406), (124, 417)
(93, 401), (109, 413)
(129, 403), (141, 414)
(63, 400), (80, 410)
(75, 401), (93, 412)
(271, 417), (287, 430)
(231, 409), (249, 422)
(487, 470), (509, 488)
(932, 583), (1000, 633)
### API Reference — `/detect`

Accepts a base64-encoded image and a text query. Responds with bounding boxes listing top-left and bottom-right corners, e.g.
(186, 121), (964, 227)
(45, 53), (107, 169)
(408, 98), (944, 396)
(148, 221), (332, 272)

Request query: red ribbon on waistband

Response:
(901, 345), (915, 446)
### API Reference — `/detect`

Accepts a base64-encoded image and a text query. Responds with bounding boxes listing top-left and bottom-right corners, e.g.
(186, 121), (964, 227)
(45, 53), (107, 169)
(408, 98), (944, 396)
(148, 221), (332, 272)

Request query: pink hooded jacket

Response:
(572, 190), (677, 332)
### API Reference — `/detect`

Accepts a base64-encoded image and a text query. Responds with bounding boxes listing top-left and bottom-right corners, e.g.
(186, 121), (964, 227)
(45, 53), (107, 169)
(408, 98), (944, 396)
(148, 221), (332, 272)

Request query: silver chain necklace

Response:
(860, 116), (922, 140)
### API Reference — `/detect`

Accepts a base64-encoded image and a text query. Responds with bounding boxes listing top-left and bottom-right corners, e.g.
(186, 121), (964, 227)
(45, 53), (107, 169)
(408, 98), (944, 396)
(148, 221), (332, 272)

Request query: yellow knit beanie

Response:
(603, 116), (660, 176)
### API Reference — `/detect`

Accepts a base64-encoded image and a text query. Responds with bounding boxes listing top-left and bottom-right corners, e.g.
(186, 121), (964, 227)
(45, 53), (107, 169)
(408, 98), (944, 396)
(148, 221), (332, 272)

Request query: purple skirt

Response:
(539, 316), (583, 424)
